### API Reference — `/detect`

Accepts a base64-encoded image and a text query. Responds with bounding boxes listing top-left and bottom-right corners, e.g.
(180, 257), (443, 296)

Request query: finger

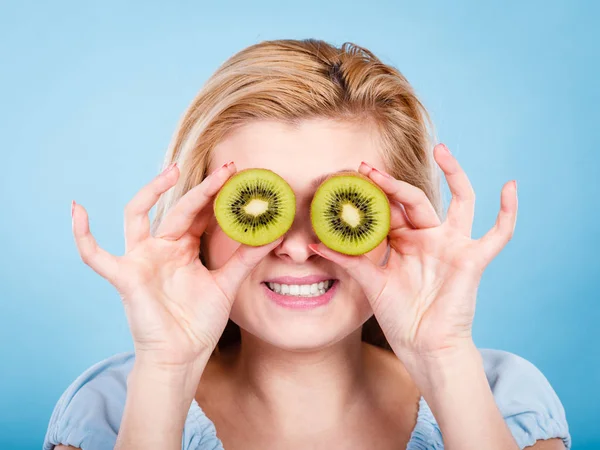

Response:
(124, 162), (179, 252)
(390, 200), (415, 231)
(72, 201), (120, 282)
(358, 164), (415, 232)
(307, 243), (387, 305)
(358, 161), (441, 229)
(212, 237), (283, 302)
(155, 161), (235, 241)
(476, 180), (518, 266)
(434, 144), (476, 237)
(187, 206), (212, 239)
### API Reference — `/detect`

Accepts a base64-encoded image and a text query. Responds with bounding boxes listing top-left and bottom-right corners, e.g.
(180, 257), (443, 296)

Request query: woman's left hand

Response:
(308, 143), (518, 363)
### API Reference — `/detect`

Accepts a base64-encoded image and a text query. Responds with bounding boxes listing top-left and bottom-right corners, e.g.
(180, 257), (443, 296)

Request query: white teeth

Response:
(267, 280), (334, 297)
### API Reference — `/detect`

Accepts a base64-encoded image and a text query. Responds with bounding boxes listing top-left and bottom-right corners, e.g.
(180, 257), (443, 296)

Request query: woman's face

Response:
(203, 118), (389, 351)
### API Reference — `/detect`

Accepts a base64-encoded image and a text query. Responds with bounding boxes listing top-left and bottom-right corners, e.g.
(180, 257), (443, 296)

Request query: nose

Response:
(274, 210), (319, 264)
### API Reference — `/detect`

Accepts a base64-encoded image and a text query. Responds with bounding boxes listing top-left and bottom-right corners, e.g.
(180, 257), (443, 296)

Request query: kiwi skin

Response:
(213, 168), (296, 247)
(310, 171), (391, 256)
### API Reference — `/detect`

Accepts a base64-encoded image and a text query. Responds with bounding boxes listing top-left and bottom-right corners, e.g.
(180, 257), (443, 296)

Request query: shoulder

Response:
(409, 349), (571, 450)
(478, 349), (571, 448)
(43, 352), (223, 450)
(479, 349), (564, 409)
(43, 352), (134, 450)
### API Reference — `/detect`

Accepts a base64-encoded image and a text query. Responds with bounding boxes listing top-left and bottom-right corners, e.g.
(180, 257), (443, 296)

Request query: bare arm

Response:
(526, 438), (566, 450)
(114, 354), (211, 450)
(52, 355), (210, 450)
(404, 344), (520, 450)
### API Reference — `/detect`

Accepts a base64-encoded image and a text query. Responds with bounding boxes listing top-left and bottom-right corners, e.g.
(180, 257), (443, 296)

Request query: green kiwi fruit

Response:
(311, 171), (390, 255)
(214, 168), (296, 246)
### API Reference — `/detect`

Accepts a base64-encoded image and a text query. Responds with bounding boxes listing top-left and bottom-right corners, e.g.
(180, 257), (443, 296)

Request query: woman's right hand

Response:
(71, 161), (281, 370)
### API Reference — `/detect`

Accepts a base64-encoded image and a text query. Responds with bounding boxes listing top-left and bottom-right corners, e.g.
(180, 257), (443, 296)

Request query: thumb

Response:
(213, 237), (283, 302)
(307, 243), (387, 305)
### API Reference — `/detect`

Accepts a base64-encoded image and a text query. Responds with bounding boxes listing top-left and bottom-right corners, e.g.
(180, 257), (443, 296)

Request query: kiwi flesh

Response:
(214, 168), (296, 246)
(311, 172), (390, 255)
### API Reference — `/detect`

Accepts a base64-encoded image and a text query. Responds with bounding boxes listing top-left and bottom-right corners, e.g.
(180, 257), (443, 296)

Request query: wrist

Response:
(133, 346), (213, 376)
(397, 340), (481, 391)
(117, 359), (208, 450)
(131, 352), (210, 400)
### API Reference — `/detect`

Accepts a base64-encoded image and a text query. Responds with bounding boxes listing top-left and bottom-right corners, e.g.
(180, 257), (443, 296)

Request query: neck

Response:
(226, 328), (374, 436)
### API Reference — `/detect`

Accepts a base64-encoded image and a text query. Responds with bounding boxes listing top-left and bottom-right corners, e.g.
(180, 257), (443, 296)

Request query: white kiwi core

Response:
(341, 203), (361, 228)
(244, 199), (269, 217)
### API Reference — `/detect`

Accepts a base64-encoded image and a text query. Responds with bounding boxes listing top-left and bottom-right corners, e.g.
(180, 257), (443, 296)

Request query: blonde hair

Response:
(150, 38), (445, 352)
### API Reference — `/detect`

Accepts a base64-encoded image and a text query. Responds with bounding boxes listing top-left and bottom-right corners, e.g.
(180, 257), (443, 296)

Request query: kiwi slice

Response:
(311, 172), (390, 255)
(214, 168), (296, 246)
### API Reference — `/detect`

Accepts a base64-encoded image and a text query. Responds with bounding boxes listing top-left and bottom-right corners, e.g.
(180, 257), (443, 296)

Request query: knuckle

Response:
(178, 233), (200, 249)
(151, 181), (167, 197)
(347, 259), (361, 271)
(236, 250), (252, 268)
(117, 272), (144, 297)
(79, 248), (93, 266)
(178, 194), (202, 218)
(123, 201), (137, 218)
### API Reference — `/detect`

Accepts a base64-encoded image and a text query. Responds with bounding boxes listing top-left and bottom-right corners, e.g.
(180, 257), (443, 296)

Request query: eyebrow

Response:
(310, 168), (356, 190)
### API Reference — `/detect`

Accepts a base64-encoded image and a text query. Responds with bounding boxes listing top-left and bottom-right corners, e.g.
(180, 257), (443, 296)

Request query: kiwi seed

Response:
(310, 171), (390, 255)
(214, 168), (296, 246)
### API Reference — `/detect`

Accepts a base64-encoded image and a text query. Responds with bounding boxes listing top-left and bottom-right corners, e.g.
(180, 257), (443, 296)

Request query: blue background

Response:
(1, 1), (597, 448)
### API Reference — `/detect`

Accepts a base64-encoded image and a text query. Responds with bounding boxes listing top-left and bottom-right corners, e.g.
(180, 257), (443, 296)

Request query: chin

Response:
(248, 321), (357, 352)
(229, 280), (374, 352)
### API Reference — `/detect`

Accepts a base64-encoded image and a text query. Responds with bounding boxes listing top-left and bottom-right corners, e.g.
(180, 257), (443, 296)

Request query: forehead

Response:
(210, 118), (385, 184)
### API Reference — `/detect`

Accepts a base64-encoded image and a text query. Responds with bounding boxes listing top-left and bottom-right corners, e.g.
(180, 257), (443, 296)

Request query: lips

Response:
(266, 279), (334, 296)
(263, 275), (334, 284)
(262, 279), (339, 310)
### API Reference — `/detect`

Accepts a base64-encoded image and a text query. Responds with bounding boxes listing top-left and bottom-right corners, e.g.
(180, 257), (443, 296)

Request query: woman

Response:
(44, 39), (571, 449)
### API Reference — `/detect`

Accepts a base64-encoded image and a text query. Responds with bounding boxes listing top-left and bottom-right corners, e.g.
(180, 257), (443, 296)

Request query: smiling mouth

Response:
(264, 280), (336, 297)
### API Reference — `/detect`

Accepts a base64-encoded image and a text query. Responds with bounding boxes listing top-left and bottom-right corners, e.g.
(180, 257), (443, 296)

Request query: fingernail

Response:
(226, 161), (235, 168)
(71, 200), (76, 218)
(308, 244), (326, 257)
(513, 180), (517, 190)
(360, 161), (373, 170)
(162, 162), (177, 174)
(207, 161), (233, 178)
(440, 143), (451, 155)
(372, 167), (391, 178)
(211, 161), (233, 175)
